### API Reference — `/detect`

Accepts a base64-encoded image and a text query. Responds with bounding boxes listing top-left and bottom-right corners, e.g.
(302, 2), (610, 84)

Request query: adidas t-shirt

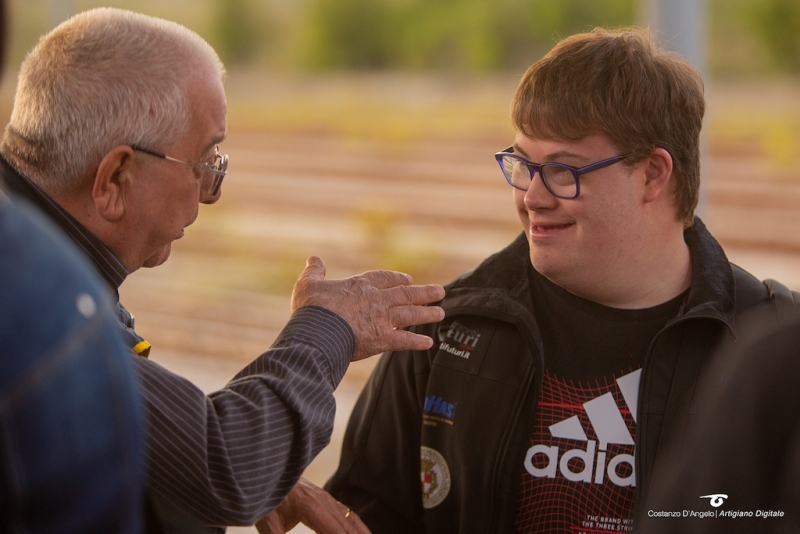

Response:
(512, 269), (686, 533)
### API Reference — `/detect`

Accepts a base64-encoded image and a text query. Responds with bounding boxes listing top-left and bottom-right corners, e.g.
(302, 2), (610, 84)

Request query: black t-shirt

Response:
(512, 268), (687, 533)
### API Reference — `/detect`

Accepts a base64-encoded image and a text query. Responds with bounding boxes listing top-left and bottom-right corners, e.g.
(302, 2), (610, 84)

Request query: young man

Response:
(317, 28), (796, 533)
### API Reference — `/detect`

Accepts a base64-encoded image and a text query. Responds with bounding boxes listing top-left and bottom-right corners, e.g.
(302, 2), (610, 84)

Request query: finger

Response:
(389, 305), (445, 329)
(384, 284), (445, 306)
(344, 509), (371, 534)
(381, 329), (436, 352)
(299, 255), (327, 282)
(255, 515), (285, 534)
(333, 506), (370, 534)
(308, 502), (356, 534)
(359, 269), (413, 290)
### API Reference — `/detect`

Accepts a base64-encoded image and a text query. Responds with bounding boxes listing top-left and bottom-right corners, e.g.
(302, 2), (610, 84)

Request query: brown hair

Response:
(511, 27), (704, 226)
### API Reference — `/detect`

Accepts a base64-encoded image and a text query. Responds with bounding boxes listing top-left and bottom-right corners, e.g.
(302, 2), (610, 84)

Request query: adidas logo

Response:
(524, 369), (640, 487)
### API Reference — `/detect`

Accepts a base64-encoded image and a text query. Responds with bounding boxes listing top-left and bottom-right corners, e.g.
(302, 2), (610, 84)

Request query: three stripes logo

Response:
(524, 369), (641, 487)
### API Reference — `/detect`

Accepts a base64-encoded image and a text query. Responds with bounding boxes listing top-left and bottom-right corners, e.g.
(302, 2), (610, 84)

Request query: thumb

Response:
(299, 255), (327, 282)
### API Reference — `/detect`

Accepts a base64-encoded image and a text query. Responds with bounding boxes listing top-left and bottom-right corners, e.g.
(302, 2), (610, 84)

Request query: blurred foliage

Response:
(749, 0), (800, 74)
(300, 0), (398, 69)
(298, 0), (636, 71)
(8, 0), (800, 78)
(210, 0), (266, 65)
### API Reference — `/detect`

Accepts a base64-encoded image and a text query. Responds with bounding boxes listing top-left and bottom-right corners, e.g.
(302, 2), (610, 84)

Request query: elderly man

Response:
(0, 8), (444, 533)
(258, 27), (799, 534)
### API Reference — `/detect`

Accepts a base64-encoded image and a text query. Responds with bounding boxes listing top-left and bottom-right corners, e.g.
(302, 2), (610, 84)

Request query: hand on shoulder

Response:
(291, 256), (445, 361)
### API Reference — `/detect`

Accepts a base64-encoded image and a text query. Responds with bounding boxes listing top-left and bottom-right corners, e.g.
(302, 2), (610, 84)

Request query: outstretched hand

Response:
(291, 256), (445, 361)
(255, 478), (370, 534)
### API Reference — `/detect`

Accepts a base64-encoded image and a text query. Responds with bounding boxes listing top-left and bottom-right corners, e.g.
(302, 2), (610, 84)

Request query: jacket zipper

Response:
(486, 320), (546, 534)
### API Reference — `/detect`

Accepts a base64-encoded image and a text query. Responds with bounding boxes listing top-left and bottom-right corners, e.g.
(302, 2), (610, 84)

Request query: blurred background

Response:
(5, 0), (800, 531)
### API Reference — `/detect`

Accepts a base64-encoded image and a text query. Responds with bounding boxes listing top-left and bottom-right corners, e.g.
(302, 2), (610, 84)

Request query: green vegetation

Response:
(749, 0), (800, 74)
(299, 0), (398, 69)
(298, 0), (636, 71)
(9, 0), (800, 77)
(210, 0), (267, 65)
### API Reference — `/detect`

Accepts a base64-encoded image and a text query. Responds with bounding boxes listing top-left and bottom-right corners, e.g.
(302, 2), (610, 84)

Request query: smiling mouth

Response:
(532, 222), (573, 233)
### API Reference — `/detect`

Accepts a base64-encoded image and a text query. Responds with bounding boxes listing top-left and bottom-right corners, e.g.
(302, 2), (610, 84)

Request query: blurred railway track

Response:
(121, 130), (800, 372)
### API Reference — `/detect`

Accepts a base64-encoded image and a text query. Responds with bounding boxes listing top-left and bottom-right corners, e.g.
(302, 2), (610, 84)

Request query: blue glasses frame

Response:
(494, 146), (635, 199)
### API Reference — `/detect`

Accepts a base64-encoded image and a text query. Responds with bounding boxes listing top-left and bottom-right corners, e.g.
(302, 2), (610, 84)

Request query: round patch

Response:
(420, 446), (451, 509)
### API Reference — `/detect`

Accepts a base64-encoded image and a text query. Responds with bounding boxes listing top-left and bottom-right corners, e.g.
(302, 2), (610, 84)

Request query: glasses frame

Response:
(131, 144), (228, 196)
(494, 146), (636, 199)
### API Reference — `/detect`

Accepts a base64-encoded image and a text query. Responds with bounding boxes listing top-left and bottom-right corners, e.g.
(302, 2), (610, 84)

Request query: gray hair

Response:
(2, 8), (226, 193)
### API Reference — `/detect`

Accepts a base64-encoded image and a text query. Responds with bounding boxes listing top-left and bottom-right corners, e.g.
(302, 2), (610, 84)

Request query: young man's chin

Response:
(529, 247), (574, 283)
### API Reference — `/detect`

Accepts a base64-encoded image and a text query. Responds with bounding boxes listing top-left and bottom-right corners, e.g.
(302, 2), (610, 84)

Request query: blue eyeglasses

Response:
(494, 146), (635, 199)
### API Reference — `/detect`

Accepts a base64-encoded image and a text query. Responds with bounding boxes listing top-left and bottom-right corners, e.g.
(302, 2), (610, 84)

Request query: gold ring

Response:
(344, 508), (352, 518)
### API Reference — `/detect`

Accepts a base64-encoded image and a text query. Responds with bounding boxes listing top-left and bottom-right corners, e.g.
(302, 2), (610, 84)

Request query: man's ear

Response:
(642, 147), (674, 203)
(93, 145), (136, 221)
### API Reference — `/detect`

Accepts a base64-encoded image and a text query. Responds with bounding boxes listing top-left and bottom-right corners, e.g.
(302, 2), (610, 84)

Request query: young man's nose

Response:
(523, 171), (559, 210)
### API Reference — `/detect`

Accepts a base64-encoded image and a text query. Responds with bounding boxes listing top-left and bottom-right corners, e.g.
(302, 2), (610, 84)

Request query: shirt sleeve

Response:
(131, 305), (354, 526)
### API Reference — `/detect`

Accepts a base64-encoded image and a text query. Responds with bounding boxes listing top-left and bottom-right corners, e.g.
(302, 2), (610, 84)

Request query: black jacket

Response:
(641, 307), (800, 533)
(326, 222), (794, 534)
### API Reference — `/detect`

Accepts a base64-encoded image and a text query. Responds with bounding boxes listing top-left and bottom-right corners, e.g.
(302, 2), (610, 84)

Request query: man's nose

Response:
(523, 171), (558, 210)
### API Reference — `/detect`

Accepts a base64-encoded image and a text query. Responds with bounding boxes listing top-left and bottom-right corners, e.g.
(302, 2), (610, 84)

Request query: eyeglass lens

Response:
(540, 165), (576, 197)
(500, 156), (577, 198)
(209, 149), (228, 196)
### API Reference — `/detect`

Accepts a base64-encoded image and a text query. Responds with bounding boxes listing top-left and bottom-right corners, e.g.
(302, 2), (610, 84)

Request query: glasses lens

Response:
(501, 156), (531, 189)
(210, 151), (227, 196)
(541, 164), (577, 198)
(210, 175), (223, 196)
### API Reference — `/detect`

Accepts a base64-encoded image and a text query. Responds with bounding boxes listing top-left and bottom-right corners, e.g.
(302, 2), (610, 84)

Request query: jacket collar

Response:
(679, 218), (736, 323)
(0, 154), (128, 296)
(447, 218), (735, 325)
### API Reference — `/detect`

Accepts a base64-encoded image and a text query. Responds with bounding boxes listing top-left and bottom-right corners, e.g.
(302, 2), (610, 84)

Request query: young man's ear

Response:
(642, 147), (674, 203)
(93, 145), (136, 221)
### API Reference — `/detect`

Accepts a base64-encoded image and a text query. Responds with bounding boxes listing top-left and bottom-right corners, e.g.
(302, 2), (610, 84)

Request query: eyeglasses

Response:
(131, 144), (229, 196)
(494, 146), (634, 199)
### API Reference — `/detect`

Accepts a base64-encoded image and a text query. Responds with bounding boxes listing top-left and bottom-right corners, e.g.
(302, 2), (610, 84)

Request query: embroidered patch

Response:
(423, 395), (458, 427)
(439, 321), (482, 359)
(421, 446), (451, 509)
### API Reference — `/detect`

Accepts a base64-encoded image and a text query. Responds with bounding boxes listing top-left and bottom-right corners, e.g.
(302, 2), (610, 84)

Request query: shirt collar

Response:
(0, 154), (129, 295)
